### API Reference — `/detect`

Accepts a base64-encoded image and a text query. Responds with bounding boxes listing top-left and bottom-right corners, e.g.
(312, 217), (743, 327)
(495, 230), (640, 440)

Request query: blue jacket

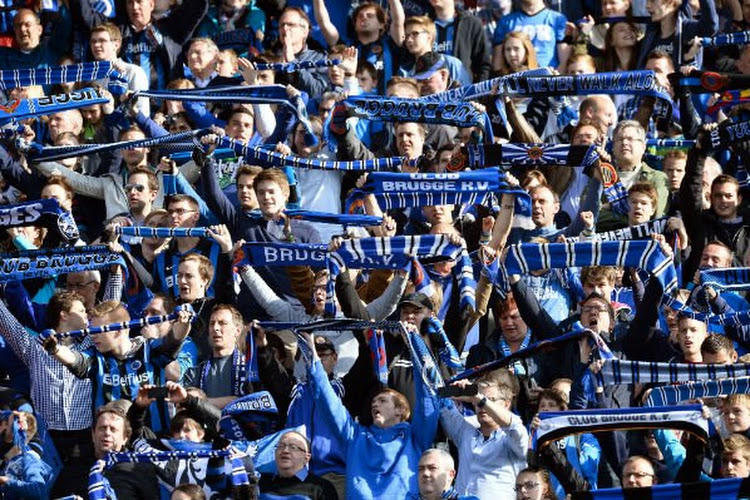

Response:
(0, 451), (52, 499)
(308, 360), (438, 499)
(286, 377), (347, 476)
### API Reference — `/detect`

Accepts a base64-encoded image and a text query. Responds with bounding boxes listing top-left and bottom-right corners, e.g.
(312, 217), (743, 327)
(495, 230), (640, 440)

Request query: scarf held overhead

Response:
(0, 245), (125, 283)
(644, 377), (750, 407)
(0, 198), (79, 242)
(0, 88), (107, 126)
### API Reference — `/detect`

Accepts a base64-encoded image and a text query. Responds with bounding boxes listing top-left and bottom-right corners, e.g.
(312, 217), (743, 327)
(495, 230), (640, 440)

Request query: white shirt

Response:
(440, 404), (528, 499)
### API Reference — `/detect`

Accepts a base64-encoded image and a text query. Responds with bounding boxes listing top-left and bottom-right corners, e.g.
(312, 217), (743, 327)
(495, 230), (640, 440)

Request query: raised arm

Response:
(312, 0), (341, 47)
(388, 0), (405, 47)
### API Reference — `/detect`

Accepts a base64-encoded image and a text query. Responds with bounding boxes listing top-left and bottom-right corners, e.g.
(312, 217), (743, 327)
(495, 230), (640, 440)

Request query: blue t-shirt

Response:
(493, 8), (567, 68)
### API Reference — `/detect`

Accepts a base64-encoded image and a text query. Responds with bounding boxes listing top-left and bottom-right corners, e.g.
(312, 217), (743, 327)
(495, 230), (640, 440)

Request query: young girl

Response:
(493, 31), (539, 76)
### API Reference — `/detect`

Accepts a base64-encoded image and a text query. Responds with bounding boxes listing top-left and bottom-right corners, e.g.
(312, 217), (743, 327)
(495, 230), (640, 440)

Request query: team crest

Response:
(57, 212), (80, 242)
(527, 146), (544, 161)
(0, 100), (21, 114)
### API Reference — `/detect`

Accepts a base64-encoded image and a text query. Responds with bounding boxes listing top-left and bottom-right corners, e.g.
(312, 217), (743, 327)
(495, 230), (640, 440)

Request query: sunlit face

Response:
(93, 412), (128, 458)
(62, 300), (88, 330)
(208, 308), (242, 353)
(622, 458), (655, 488)
(90, 315), (123, 354)
(515, 470), (545, 500)
(354, 6), (383, 35)
(628, 192), (656, 225)
(499, 308), (528, 345)
(538, 397), (562, 413)
(312, 276), (328, 315)
(141, 297), (171, 339)
(226, 111), (254, 141)
(404, 24), (432, 54)
(602, 0), (630, 16)
(722, 451), (750, 478)
(700, 243), (733, 269)
(278, 10), (309, 48)
(167, 200), (199, 229)
(216, 52), (237, 77)
(677, 317), (708, 360)
(126, 173), (156, 212)
(328, 61), (345, 86)
(580, 297), (613, 333)
(400, 304), (431, 328)
(423, 205), (453, 225)
(13, 10), (42, 51)
(177, 260), (208, 302)
(41, 184), (73, 212)
(396, 123), (425, 159)
(614, 126), (646, 167)
(120, 130), (148, 168)
(371, 392), (403, 428)
(90, 30), (118, 61)
(711, 182), (742, 220)
(611, 23), (638, 49)
(236, 174), (257, 211)
(663, 156), (686, 191)
(126, 0), (155, 30)
(173, 422), (204, 443)
(723, 403), (750, 433)
(567, 60), (596, 76)
(66, 272), (100, 310)
(187, 41), (217, 76)
(48, 111), (81, 143)
(503, 36), (527, 71)
(530, 186), (559, 227)
(255, 180), (286, 217)
(646, 56), (673, 91)
(357, 70), (377, 93)
(475, 385), (505, 429)
(646, 0), (679, 22)
(418, 452), (454, 499)
(572, 124), (600, 146)
(418, 69), (448, 96)
(275, 432), (311, 477)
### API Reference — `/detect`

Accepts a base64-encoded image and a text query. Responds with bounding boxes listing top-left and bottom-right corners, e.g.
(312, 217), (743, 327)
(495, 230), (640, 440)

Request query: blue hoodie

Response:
(0, 450), (52, 499)
(308, 359), (438, 499)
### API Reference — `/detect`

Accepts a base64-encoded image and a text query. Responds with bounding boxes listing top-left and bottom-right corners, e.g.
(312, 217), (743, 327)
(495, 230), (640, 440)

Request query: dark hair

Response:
(701, 333), (735, 356)
(46, 290), (85, 329)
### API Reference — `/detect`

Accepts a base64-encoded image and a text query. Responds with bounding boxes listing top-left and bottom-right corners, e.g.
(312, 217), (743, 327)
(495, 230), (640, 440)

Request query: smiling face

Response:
(499, 308), (528, 346)
(255, 179), (286, 217)
(611, 22), (638, 49)
(711, 181), (742, 220)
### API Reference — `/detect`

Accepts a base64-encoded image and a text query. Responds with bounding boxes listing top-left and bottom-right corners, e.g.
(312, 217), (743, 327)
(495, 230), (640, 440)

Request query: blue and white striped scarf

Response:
(699, 268), (750, 292)
(24, 129), (206, 162)
(345, 168), (531, 215)
(702, 31), (750, 46)
(0, 62), (125, 91)
(598, 358), (750, 385)
(566, 217), (668, 242)
(533, 404), (710, 452)
(0, 245), (126, 283)
(88, 447), (251, 500)
(660, 295), (750, 326)
(338, 95), (489, 129)
(571, 477), (750, 500)
(218, 136), (406, 171)
(460, 143), (599, 169)
(0, 88), (107, 126)
(603, 180), (630, 215)
(504, 240), (678, 293)
(644, 377), (750, 407)
(39, 304), (194, 340)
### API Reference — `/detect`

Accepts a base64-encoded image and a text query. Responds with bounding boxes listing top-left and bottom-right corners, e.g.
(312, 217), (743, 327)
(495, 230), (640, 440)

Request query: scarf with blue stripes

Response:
(0, 61), (126, 94)
(532, 404), (710, 452)
(702, 31), (750, 46)
(699, 268), (750, 292)
(454, 143), (599, 171)
(217, 136), (406, 171)
(220, 391), (278, 441)
(572, 477), (750, 500)
(598, 358), (750, 385)
(0, 198), (79, 242)
(504, 240), (678, 293)
(0, 88), (107, 126)
(644, 377), (750, 407)
(345, 168), (531, 215)
(566, 217), (668, 242)
(0, 245), (126, 283)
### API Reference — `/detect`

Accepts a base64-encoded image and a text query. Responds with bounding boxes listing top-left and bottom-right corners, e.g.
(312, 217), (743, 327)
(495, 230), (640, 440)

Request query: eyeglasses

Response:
(581, 305), (609, 314)
(623, 471), (654, 479)
(68, 280), (96, 289)
(276, 443), (307, 453)
(615, 135), (644, 144)
(168, 208), (197, 216)
(514, 481), (540, 491)
(125, 183), (146, 193)
(279, 21), (305, 29)
(405, 30), (427, 39)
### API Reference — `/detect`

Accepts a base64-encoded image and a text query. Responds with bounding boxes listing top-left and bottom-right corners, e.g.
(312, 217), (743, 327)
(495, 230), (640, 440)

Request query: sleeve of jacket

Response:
(654, 429), (687, 483)
(511, 278), (562, 340)
(161, 0), (209, 45)
(309, 359), (356, 443)
(257, 345), (294, 422)
(335, 126), (376, 162)
(336, 271), (370, 320)
(679, 147), (707, 280)
(465, 14), (491, 82)
(33, 162), (107, 200)
(621, 278), (665, 360)
(539, 442), (590, 494)
(240, 266), (297, 322)
(2, 455), (49, 499)
(199, 155), (238, 229)
(412, 351), (439, 452)
(0, 146), (44, 198)
(365, 272), (408, 321)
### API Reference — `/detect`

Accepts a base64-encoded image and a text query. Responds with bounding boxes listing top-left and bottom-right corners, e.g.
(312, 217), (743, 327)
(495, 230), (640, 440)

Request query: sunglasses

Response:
(125, 183), (146, 193)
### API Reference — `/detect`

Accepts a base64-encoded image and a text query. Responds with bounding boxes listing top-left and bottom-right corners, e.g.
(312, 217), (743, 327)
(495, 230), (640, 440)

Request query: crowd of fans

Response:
(0, 0), (748, 499)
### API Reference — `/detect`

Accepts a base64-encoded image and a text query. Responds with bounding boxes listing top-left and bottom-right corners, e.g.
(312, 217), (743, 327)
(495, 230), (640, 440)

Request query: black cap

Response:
(413, 52), (447, 80)
(314, 336), (336, 353)
(399, 292), (435, 311)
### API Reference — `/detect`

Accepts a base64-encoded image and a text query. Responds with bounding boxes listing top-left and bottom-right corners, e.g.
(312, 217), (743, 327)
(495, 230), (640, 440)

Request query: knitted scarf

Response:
(699, 268), (750, 292)
(39, 303), (194, 340)
(345, 167), (531, 216)
(644, 377), (750, 407)
(598, 359), (750, 385)
(0, 245), (125, 283)
(572, 477), (750, 500)
(116, 227), (210, 238)
(0, 88), (107, 126)
(532, 404), (710, 452)
(338, 95), (488, 129)
(565, 217), (668, 242)
(0, 61), (126, 92)
(702, 31), (750, 46)
(0, 198), (79, 242)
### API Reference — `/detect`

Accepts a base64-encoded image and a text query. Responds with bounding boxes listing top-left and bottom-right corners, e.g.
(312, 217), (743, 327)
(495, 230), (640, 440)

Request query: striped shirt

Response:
(0, 300), (93, 431)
